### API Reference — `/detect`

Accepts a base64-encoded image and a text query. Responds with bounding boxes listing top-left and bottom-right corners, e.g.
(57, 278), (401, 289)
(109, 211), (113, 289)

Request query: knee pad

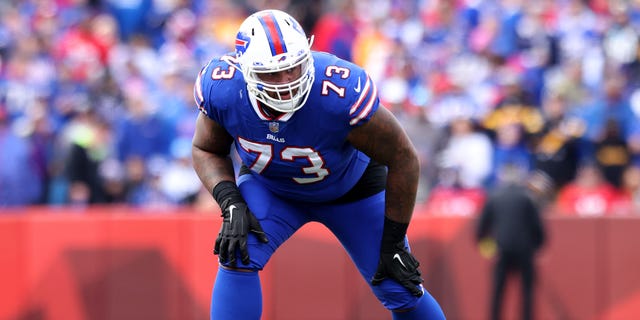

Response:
(370, 279), (424, 311)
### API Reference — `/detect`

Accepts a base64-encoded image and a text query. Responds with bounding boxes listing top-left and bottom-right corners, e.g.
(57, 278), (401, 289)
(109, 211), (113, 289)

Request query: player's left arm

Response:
(347, 105), (425, 297)
(347, 105), (420, 224)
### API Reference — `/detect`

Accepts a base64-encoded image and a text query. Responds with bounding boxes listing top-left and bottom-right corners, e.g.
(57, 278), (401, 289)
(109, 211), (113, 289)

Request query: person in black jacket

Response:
(476, 164), (546, 320)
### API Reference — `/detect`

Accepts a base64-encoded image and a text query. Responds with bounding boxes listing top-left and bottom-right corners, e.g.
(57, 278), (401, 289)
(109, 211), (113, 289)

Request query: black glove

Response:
(371, 217), (424, 297)
(212, 181), (268, 267)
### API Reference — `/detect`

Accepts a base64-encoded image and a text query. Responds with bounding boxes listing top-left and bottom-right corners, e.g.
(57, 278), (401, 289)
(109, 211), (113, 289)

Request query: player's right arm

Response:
(193, 112), (269, 266)
(191, 56), (238, 190)
(192, 59), (269, 267)
(191, 112), (235, 192)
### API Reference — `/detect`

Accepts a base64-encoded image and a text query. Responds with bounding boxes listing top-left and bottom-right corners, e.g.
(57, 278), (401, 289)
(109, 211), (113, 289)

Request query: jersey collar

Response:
(250, 98), (294, 121)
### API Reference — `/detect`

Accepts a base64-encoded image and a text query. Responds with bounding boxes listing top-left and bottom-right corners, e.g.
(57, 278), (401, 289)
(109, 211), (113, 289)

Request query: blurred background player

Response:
(476, 164), (546, 320)
(191, 9), (445, 320)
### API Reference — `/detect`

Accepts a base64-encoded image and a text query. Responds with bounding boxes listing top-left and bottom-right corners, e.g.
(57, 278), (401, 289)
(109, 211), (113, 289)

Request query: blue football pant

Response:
(210, 174), (445, 319)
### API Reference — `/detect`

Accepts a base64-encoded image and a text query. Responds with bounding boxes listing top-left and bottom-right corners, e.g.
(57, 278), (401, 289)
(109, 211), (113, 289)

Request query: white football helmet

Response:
(232, 9), (315, 113)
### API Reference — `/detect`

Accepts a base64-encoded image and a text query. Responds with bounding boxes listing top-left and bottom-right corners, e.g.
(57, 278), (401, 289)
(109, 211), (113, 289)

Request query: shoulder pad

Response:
(193, 54), (246, 118)
(312, 52), (379, 126)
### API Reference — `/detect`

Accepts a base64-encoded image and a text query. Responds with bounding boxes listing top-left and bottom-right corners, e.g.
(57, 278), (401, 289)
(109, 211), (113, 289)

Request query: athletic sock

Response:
(210, 267), (262, 320)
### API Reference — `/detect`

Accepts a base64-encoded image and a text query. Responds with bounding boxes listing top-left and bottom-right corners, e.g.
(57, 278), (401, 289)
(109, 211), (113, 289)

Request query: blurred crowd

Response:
(2, 0), (640, 216)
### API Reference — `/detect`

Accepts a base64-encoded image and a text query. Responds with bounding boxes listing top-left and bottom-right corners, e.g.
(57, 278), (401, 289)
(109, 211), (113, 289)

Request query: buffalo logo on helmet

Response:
(286, 16), (305, 35)
(235, 32), (251, 56)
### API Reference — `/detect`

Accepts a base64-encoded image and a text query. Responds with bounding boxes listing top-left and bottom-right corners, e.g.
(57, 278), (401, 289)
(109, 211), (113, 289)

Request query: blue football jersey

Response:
(194, 52), (380, 202)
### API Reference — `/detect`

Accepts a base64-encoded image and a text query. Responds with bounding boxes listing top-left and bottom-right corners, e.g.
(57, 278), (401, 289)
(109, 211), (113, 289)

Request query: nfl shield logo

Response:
(269, 122), (279, 133)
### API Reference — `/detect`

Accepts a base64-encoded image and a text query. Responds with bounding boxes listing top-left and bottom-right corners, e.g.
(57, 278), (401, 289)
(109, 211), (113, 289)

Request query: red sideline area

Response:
(1, 206), (639, 320)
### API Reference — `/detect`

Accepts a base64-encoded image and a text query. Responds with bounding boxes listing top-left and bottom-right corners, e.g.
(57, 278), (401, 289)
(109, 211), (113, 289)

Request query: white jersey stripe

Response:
(349, 77), (372, 115)
(194, 70), (205, 105)
(350, 83), (378, 126)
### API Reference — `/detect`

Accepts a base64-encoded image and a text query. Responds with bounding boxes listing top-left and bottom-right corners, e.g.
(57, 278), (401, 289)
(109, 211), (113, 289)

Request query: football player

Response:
(192, 9), (445, 320)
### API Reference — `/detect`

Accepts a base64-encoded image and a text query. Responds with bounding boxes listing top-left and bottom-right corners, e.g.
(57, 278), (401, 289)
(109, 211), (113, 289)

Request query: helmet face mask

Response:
(233, 10), (315, 113)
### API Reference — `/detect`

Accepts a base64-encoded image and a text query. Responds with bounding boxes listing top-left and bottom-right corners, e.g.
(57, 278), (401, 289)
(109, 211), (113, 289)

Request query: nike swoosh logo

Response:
(354, 77), (361, 93)
(229, 205), (236, 224)
(393, 253), (407, 269)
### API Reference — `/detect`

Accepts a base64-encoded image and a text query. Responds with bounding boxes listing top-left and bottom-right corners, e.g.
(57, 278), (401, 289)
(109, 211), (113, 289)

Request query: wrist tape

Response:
(380, 216), (409, 252)
(212, 181), (244, 211)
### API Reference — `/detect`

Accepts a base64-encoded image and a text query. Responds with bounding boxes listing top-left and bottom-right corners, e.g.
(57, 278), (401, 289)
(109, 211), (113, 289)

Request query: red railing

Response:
(0, 206), (639, 320)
